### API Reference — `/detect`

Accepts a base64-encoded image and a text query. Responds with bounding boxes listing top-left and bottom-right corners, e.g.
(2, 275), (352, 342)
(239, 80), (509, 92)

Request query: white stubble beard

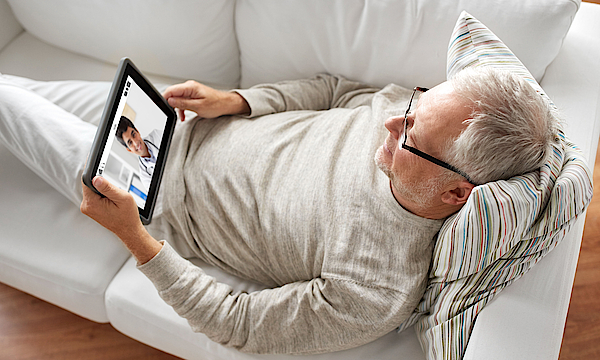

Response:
(374, 145), (442, 211)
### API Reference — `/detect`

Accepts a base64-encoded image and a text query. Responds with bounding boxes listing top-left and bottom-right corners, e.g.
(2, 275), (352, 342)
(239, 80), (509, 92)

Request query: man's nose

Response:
(384, 116), (404, 140)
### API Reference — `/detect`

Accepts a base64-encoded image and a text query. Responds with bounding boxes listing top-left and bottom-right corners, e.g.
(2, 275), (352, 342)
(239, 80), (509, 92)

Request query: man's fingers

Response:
(162, 80), (229, 119)
(167, 97), (195, 111)
(162, 82), (193, 99)
(81, 178), (95, 197)
(163, 80), (202, 99)
(80, 178), (99, 215)
(167, 98), (204, 119)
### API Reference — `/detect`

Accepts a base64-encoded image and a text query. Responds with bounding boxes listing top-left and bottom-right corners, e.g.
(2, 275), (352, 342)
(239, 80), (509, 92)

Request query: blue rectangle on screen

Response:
(129, 184), (147, 201)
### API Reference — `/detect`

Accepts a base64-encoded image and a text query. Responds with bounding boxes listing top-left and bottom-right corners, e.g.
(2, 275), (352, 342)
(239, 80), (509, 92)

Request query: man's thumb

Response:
(93, 176), (119, 199)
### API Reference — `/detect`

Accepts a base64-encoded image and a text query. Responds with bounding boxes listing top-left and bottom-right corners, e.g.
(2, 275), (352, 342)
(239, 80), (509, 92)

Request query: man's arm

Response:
(139, 241), (409, 355)
(234, 74), (381, 118)
(163, 74), (380, 120)
(80, 176), (411, 354)
(163, 80), (250, 121)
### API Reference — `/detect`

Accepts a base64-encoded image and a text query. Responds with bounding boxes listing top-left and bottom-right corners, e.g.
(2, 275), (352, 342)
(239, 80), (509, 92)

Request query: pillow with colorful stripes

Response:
(447, 10), (555, 109)
(400, 11), (593, 360)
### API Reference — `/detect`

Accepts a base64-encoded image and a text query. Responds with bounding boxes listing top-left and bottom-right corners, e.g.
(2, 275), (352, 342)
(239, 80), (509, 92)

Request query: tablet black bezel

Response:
(82, 58), (176, 224)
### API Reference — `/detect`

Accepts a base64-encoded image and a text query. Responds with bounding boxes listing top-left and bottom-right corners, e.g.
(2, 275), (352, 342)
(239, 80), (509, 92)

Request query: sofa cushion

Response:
(5, 0), (240, 88)
(446, 12), (555, 109)
(235, 0), (579, 89)
(0, 32), (183, 85)
(0, 142), (131, 322)
(0, 0), (22, 53)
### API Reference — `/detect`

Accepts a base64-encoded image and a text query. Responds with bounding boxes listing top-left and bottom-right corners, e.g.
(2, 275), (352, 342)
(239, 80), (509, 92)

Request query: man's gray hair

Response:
(446, 67), (560, 185)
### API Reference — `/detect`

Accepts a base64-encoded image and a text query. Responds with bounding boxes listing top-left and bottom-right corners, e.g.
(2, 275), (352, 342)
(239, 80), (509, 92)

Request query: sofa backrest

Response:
(5, 0), (240, 88)
(0, 0), (22, 53)
(5, 0), (580, 90)
(235, 0), (581, 89)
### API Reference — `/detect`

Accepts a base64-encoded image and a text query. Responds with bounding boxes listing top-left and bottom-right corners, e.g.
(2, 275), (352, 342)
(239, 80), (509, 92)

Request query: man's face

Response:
(122, 126), (149, 157)
(375, 81), (472, 209)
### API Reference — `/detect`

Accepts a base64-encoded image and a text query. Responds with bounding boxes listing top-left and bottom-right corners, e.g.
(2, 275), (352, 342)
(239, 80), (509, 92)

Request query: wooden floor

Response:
(0, 282), (179, 360)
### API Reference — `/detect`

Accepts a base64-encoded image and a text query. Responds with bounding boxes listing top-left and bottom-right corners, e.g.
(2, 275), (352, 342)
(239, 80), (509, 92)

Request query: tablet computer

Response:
(83, 58), (176, 224)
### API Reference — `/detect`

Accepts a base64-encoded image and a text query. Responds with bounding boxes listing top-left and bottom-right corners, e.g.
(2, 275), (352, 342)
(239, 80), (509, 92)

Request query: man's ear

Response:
(441, 180), (475, 206)
(125, 147), (133, 153)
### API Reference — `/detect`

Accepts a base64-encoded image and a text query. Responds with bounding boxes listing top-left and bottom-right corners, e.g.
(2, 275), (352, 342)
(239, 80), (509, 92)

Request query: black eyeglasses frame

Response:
(400, 87), (478, 185)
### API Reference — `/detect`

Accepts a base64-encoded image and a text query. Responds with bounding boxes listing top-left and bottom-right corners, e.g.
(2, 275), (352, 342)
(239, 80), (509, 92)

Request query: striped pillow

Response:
(399, 11), (593, 360)
(447, 11), (555, 109)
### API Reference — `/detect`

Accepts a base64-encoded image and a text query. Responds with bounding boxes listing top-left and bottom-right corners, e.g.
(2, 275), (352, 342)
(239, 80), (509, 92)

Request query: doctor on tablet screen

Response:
(115, 115), (162, 190)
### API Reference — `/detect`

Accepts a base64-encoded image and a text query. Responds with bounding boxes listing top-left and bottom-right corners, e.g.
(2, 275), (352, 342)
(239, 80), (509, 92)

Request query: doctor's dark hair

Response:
(115, 116), (138, 148)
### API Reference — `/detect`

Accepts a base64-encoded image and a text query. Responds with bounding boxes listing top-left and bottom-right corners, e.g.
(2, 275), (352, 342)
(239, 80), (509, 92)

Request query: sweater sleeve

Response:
(138, 241), (412, 355)
(233, 74), (380, 118)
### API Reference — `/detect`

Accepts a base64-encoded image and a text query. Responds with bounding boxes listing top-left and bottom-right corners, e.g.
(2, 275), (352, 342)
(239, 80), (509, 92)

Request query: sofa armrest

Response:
(464, 3), (600, 360)
(0, 0), (22, 53)
(542, 2), (600, 163)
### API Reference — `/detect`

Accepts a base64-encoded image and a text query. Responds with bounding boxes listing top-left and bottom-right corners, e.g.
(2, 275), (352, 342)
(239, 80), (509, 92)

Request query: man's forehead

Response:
(422, 81), (454, 102)
(420, 82), (471, 118)
(415, 81), (471, 148)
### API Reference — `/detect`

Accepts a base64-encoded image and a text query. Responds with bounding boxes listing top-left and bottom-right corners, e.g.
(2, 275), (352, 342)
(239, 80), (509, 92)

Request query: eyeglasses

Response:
(400, 87), (478, 185)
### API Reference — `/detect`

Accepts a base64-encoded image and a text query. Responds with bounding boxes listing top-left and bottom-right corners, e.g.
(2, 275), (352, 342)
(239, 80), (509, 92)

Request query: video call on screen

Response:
(96, 76), (167, 209)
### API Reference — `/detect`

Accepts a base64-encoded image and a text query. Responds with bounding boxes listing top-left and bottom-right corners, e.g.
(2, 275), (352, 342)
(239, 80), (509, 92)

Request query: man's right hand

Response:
(162, 80), (250, 121)
(80, 176), (163, 265)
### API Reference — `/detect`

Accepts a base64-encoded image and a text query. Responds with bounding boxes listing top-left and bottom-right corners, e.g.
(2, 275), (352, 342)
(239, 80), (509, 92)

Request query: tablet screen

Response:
(84, 58), (176, 224)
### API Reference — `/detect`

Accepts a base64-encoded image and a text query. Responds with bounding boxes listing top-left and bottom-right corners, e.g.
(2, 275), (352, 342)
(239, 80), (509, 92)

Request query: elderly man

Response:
(0, 67), (556, 354)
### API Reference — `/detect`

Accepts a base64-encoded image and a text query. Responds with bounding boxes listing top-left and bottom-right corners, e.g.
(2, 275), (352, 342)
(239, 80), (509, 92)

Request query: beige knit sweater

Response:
(138, 74), (444, 354)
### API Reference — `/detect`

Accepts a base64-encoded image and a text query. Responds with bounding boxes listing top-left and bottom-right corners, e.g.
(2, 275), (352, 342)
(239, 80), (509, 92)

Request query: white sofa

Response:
(1, 1), (598, 359)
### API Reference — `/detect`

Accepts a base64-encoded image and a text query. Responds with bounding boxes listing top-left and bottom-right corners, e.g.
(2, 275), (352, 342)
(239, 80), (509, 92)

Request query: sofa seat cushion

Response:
(0, 142), (131, 322)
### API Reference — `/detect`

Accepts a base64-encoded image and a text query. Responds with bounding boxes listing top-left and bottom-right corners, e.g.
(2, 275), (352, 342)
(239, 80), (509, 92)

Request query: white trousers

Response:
(0, 74), (198, 254)
(0, 74), (112, 206)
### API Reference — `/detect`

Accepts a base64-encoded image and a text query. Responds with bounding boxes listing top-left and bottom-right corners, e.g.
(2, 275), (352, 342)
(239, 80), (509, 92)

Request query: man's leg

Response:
(2, 75), (111, 126)
(0, 75), (101, 206)
(0, 75), (188, 253)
